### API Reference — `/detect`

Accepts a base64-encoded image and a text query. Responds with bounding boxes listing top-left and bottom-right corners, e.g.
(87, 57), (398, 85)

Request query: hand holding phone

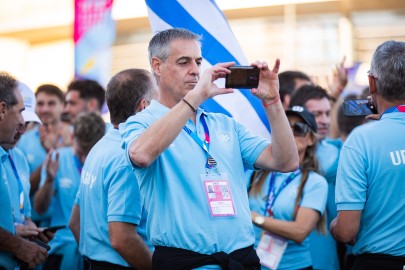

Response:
(31, 239), (51, 251)
(43, 225), (66, 234)
(225, 66), (260, 89)
(342, 99), (377, 116)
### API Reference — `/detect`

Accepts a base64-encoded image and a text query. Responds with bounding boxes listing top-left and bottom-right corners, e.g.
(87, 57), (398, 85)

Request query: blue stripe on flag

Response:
(146, 0), (270, 132)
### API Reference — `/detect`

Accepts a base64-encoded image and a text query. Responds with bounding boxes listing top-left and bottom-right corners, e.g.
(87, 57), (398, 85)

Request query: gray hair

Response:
(370, 40), (405, 102)
(148, 28), (202, 64)
(0, 71), (19, 109)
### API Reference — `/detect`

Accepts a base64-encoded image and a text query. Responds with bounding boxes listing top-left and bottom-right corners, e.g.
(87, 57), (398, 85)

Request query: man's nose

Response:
(189, 61), (200, 76)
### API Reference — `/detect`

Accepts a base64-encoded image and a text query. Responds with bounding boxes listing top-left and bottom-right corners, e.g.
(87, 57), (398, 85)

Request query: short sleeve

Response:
(335, 137), (368, 211)
(234, 119), (270, 170)
(106, 166), (142, 225)
(300, 173), (328, 215)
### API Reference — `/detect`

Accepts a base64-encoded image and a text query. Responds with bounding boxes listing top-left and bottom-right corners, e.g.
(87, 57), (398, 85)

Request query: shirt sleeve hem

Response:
(337, 202), (364, 211)
(107, 215), (140, 225)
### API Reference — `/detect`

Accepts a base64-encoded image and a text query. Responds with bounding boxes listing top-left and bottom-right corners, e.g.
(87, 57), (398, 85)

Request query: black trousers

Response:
(352, 253), (405, 270)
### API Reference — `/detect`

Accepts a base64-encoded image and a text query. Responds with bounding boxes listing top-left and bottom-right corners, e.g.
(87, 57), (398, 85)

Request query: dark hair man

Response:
(278, 70), (311, 110)
(70, 69), (155, 270)
(64, 79), (105, 124)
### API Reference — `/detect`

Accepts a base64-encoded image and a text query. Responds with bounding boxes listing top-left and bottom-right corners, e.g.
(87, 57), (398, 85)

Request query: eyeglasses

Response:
(290, 122), (310, 137)
(367, 70), (378, 80)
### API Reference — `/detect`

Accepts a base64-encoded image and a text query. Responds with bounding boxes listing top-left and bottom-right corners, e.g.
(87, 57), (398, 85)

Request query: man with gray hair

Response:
(120, 28), (298, 269)
(330, 40), (405, 269)
(0, 72), (48, 269)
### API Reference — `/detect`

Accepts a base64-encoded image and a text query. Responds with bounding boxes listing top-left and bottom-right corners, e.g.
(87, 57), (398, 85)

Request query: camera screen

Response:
(343, 99), (373, 116)
(225, 67), (259, 89)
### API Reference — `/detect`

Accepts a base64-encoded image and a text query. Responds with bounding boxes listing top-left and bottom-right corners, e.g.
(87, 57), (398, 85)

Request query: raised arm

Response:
(129, 63), (234, 168)
(252, 59), (299, 172)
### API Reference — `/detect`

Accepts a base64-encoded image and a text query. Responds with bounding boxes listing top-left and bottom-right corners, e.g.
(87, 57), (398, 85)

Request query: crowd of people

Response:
(0, 28), (404, 270)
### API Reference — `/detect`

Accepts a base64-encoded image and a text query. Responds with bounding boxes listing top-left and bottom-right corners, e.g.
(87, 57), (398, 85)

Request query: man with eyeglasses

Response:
(330, 40), (405, 269)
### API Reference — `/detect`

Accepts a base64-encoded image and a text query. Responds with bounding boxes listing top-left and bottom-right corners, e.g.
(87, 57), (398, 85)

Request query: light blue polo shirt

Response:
(17, 126), (47, 173)
(4, 148), (32, 224)
(336, 112), (405, 256)
(0, 146), (19, 270)
(249, 171), (327, 270)
(120, 100), (270, 267)
(76, 128), (150, 266)
(39, 147), (81, 253)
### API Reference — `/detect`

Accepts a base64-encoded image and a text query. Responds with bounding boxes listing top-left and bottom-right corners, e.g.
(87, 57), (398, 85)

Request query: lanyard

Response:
(264, 169), (301, 217)
(183, 114), (218, 171)
(382, 105), (405, 115)
(8, 153), (25, 224)
(73, 155), (83, 174)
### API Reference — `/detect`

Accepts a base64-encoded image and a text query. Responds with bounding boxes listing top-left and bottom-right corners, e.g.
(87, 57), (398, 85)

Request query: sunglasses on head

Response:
(290, 122), (310, 137)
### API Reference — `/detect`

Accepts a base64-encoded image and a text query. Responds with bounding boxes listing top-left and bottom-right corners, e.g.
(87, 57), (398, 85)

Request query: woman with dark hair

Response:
(249, 106), (328, 270)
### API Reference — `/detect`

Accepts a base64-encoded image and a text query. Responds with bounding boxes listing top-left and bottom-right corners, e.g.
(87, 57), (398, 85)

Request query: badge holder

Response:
(201, 156), (236, 217)
(256, 232), (287, 269)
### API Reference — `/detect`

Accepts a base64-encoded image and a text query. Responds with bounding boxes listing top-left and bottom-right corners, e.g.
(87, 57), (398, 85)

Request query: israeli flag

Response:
(145, 0), (271, 139)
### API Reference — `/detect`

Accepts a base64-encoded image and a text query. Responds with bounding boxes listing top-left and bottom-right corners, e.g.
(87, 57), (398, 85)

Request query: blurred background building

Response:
(1, 0), (405, 91)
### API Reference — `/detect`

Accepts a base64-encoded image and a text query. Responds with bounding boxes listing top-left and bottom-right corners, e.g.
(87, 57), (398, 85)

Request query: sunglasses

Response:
(290, 122), (310, 137)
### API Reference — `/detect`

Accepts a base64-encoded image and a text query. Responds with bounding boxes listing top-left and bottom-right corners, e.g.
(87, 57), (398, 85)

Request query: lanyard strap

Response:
(8, 153), (25, 223)
(183, 114), (217, 170)
(264, 168), (301, 216)
(382, 105), (405, 115)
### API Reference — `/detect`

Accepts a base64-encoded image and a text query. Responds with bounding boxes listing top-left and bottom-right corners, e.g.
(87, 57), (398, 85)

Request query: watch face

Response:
(255, 216), (265, 225)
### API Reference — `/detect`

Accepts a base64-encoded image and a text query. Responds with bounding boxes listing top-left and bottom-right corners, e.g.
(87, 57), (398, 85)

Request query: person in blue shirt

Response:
(4, 81), (52, 238)
(69, 68), (155, 270)
(249, 106), (328, 270)
(330, 40), (405, 270)
(120, 28), (299, 269)
(290, 84), (341, 270)
(34, 112), (105, 270)
(18, 84), (68, 194)
(0, 72), (48, 270)
(63, 79), (106, 125)
(18, 84), (69, 231)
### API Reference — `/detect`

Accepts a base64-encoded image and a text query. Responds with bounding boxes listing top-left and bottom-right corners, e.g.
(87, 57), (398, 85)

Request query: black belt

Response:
(352, 253), (405, 270)
(85, 257), (135, 270)
(152, 244), (260, 270)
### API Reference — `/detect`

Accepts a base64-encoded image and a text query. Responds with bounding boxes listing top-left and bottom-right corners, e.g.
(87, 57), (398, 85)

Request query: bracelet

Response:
(262, 95), (280, 107)
(182, 98), (197, 112)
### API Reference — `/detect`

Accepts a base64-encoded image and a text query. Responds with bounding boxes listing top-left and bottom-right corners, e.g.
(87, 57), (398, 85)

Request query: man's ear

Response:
(135, 98), (148, 113)
(368, 75), (377, 95)
(86, 98), (99, 112)
(0, 101), (7, 120)
(151, 57), (162, 77)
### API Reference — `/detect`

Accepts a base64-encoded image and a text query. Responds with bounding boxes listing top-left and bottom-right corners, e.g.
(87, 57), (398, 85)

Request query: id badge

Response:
(201, 173), (236, 217)
(256, 232), (287, 269)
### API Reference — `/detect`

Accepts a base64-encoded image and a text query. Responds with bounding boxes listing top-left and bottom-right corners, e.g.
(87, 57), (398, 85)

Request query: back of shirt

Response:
(336, 112), (405, 256)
